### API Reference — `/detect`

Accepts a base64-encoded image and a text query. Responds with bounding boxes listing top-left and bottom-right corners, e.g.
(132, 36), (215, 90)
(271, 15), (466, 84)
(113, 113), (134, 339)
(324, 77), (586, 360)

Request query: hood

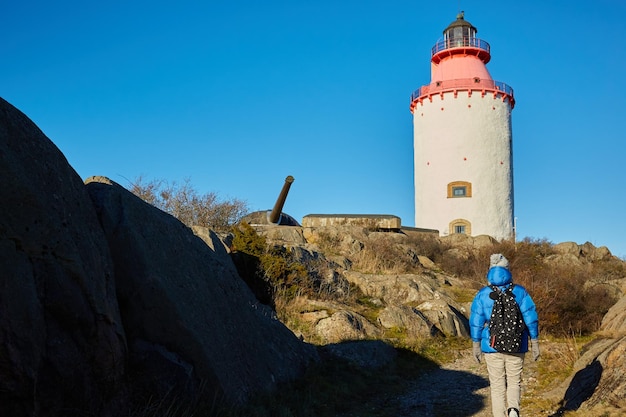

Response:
(487, 266), (512, 286)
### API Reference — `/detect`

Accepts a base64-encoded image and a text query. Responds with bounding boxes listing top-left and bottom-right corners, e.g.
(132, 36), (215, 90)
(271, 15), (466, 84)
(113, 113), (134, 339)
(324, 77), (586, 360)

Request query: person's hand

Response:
(473, 341), (482, 363)
(531, 339), (540, 361)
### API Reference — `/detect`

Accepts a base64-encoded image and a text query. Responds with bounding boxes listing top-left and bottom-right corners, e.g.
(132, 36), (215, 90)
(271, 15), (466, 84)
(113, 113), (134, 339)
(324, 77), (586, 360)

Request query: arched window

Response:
(449, 219), (471, 235)
(447, 181), (472, 198)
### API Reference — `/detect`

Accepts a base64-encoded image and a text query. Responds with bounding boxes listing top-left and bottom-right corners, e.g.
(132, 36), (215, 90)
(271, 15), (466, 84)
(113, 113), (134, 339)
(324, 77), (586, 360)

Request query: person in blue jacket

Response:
(470, 254), (540, 417)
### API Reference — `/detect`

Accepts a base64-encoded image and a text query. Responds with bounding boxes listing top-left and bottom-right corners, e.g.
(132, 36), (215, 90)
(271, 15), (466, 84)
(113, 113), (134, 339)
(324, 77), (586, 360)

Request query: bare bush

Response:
(405, 233), (451, 262)
(129, 176), (248, 231)
(434, 237), (621, 336)
(438, 250), (484, 284)
(490, 238), (618, 336)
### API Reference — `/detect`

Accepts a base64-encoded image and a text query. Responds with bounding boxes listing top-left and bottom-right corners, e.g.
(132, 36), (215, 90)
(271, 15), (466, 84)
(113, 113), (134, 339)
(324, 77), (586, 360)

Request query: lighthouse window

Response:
(449, 219), (471, 236)
(452, 186), (467, 197)
(447, 181), (472, 198)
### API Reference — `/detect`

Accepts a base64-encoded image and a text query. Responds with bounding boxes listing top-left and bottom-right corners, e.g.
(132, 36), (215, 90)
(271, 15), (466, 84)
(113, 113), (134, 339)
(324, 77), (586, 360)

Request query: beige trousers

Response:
(484, 352), (525, 417)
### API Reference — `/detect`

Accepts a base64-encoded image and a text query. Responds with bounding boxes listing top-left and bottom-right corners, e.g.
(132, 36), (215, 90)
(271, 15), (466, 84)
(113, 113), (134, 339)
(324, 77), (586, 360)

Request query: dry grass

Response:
(538, 335), (585, 388)
(448, 285), (480, 303)
(520, 334), (601, 416)
(401, 336), (470, 365)
(560, 407), (624, 417)
(349, 236), (420, 274)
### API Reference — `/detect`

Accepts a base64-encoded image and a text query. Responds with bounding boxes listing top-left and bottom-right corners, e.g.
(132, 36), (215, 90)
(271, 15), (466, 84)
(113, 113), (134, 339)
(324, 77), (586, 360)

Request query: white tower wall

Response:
(413, 92), (513, 240)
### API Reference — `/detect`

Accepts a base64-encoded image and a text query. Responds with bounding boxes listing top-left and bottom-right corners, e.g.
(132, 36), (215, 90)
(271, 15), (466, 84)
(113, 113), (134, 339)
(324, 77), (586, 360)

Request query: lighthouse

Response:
(410, 12), (515, 241)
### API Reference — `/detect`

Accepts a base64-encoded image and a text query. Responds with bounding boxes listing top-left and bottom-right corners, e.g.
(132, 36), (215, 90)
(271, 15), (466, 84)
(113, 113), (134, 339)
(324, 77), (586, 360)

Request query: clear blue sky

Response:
(2, 1), (625, 258)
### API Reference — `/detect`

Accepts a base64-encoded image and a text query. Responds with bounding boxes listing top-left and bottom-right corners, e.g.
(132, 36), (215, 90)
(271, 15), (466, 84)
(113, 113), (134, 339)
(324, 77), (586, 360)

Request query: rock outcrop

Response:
(0, 98), (317, 416)
(252, 224), (471, 341)
(343, 271), (469, 337)
(85, 176), (318, 404)
(549, 293), (626, 412)
(377, 305), (439, 337)
(315, 310), (382, 343)
(0, 98), (126, 415)
(601, 294), (626, 334)
(553, 241), (613, 261)
(550, 336), (626, 412)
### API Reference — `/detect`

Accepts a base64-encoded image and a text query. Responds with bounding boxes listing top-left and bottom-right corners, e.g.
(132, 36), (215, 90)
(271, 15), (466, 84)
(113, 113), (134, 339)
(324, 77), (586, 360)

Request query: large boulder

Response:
(0, 98), (126, 415)
(601, 294), (626, 335)
(252, 224), (308, 245)
(343, 272), (438, 305)
(377, 305), (439, 337)
(315, 310), (382, 343)
(0, 96), (318, 416)
(416, 299), (470, 337)
(548, 294), (626, 413)
(85, 176), (318, 404)
(343, 271), (469, 336)
(553, 241), (614, 261)
(580, 336), (626, 410)
(550, 337), (626, 412)
(553, 241), (582, 256)
(580, 241), (612, 261)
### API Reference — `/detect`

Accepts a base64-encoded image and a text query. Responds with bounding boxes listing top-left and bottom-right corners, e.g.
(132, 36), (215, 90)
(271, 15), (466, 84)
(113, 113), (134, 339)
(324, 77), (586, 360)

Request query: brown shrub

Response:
(491, 239), (618, 336)
(405, 233), (450, 262)
(405, 236), (621, 336)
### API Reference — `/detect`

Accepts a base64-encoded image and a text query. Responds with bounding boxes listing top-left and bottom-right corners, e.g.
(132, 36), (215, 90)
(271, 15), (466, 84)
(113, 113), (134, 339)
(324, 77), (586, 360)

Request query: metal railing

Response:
(431, 37), (490, 57)
(410, 78), (514, 103)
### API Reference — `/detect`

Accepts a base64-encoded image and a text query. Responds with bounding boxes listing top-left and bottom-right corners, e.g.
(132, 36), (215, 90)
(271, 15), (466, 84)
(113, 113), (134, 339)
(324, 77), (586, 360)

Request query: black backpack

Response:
(488, 284), (527, 353)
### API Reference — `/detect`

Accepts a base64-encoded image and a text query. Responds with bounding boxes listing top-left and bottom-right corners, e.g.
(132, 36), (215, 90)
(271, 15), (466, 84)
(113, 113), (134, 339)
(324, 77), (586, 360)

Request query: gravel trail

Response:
(396, 348), (541, 417)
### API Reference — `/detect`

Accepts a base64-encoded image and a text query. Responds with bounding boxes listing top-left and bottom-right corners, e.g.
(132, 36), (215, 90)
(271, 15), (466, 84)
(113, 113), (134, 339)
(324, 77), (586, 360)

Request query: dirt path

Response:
(395, 348), (541, 417)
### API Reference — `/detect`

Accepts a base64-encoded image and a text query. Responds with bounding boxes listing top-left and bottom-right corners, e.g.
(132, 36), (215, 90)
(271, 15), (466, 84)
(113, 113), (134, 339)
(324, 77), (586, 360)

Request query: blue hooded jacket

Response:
(469, 266), (539, 353)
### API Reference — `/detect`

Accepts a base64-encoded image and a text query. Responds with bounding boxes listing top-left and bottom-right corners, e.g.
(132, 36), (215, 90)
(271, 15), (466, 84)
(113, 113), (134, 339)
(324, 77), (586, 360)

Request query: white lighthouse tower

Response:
(410, 12), (515, 241)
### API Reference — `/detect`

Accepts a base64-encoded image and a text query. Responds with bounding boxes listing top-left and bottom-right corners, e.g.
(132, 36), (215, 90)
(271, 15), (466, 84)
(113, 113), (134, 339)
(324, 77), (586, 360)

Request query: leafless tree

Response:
(129, 176), (248, 231)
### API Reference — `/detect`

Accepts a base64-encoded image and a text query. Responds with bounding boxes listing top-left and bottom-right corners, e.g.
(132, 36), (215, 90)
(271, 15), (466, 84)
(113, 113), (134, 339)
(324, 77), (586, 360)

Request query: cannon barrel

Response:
(268, 175), (295, 224)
